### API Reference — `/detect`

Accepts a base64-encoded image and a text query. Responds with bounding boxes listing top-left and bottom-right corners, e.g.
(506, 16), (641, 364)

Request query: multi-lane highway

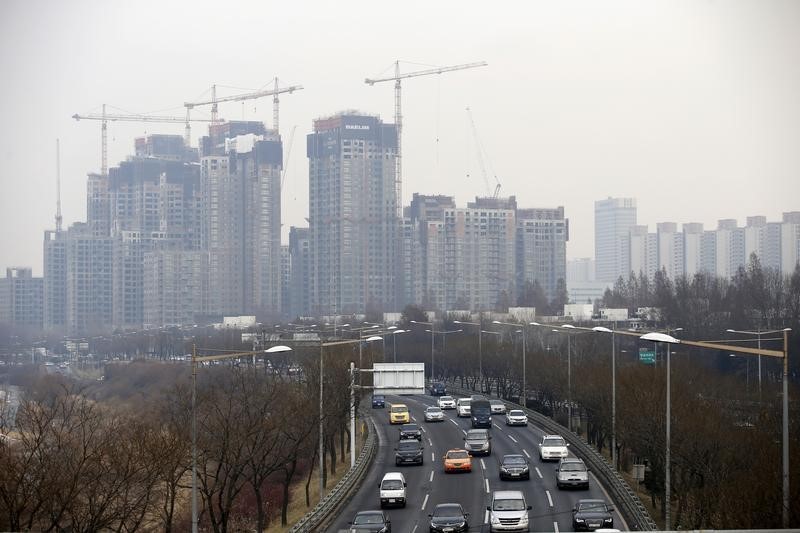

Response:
(328, 394), (627, 533)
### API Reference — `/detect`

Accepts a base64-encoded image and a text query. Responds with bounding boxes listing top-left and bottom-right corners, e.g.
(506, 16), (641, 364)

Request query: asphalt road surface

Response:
(327, 394), (628, 533)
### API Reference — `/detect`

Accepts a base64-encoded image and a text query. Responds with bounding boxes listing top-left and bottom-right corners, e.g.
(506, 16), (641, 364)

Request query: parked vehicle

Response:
(463, 428), (492, 456)
(349, 510), (392, 532)
(429, 503), (469, 533)
(487, 490), (531, 532)
(572, 499), (614, 531)
(538, 434), (568, 461)
(389, 403), (410, 424)
(378, 472), (406, 508)
(499, 454), (530, 480)
(505, 409), (528, 426)
(437, 395), (456, 409)
(555, 457), (589, 489)
(456, 398), (471, 417)
(424, 406), (444, 422)
(372, 394), (385, 408)
(395, 439), (424, 466)
(399, 423), (422, 440)
(443, 449), (472, 473)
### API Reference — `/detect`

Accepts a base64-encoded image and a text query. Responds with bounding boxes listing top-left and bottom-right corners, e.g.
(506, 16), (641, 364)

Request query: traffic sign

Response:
(639, 348), (655, 364)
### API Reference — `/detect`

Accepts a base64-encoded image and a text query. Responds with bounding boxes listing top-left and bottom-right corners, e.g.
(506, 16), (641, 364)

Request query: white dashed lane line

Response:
(480, 458), (486, 470)
(523, 449), (531, 458)
(493, 422), (502, 429)
(428, 438), (433, 446)
(553, 521), (559, 533)
(411, 525), (418, 533)
(508, 435), (518, 443)
(450, 419), (460, 428)
(431, 452), (435, 462)
(421, 426), (427, 433)
(484, 510), (489, 524)
(429, 470), (434, 482)
(421, 493), (429, 510)
(546, 490), (554, 508)
(535, 467), (543, 479)
(484, 478), (490, 493)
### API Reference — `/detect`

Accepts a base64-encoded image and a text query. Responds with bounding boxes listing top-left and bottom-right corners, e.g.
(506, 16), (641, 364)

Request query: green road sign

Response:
(639, 348), (655, 364)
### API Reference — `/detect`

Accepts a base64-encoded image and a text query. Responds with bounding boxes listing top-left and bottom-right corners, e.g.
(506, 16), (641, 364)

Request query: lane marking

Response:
(421, 493), (429, 510)
(493, 422), (502, 429)
(462, 429), (467, 435)
(450, 419), (460, 427)
(546, 489), (554, 508)
(429, 470), (434, 482)
(431, 452), (435, 462)
(523, 449), (531, 458)
(484, 510), (489, 524)
(421, 426), (427, 433)
(480, 458), (486, 470)
(509, 435), (518, 443)
(411, 526), (418, 533)
(553, 521), (559, 533)
(411, 416), (417, 422)
(535, 467), (543, 479)
(428, 438), (433, 446)
(485, 478), (490, 493)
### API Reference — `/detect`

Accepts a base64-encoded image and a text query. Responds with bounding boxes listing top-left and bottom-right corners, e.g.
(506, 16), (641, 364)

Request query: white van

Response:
(456, 397), (472, 417)
(487, 490), (531, 532)
(378, 472), (406, 508)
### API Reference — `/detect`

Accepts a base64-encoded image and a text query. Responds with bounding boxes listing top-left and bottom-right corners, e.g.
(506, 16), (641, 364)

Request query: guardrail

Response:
(289, 418), (378, 533)
(446, 383), (658, 531)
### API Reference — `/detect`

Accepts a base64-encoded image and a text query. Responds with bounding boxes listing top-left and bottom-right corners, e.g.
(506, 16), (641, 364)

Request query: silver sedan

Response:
(424, 406), (445, 422)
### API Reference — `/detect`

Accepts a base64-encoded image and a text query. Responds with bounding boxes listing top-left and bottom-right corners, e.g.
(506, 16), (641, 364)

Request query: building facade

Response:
(594, 197), (637, 283)
(307, 112), (399, 316)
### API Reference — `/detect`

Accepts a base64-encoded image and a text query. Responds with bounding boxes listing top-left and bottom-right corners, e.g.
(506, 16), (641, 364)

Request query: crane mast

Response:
(72, 109), (215, 176)
(365, 60), (487, 215)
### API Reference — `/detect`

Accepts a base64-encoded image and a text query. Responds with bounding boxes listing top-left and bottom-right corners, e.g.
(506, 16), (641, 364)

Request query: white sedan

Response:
(490, 399), (506, 414)
(424, 406), (445, 422)
(437, 396), (456, 409)
(539, 435), (569, 461)
(505, 409), (528, 426)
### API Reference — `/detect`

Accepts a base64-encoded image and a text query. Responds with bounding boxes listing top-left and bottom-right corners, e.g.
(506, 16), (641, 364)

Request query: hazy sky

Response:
(1, 0), (799, 275)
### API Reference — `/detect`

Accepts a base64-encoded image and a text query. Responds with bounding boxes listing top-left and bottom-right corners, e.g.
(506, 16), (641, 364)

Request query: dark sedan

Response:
(395, 439), (424, 466)
(371, 394), (385, 408)
(349, 510), (391, 532)
(429, 503), (469, 533)
(572, 499), (614, 531)
(399, 423), (422, 440)
(499, 454), (530, 480)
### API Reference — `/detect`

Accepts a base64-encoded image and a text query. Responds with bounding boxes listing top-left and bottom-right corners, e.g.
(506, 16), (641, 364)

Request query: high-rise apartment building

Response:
(516, 207), (568, 301)
(43, 229), (67, 331)
(288, 227), (311, 318)
(65, 222), (113, 335)
(594, 197), (637, 282)
(0, 267), (43, 330)
(143, 250), (208, 328)
(682, 223), (704, 277)
(307, 112), (399, 316)
(201, 122), (283, 320)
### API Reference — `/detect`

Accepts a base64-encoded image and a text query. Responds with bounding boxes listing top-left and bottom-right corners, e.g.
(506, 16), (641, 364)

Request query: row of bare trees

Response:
(0, 341), (359, 532)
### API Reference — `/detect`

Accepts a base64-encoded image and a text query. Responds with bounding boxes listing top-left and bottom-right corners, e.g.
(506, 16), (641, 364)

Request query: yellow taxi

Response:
(443, 449), (472, 473)
(389, 403), (410, 424)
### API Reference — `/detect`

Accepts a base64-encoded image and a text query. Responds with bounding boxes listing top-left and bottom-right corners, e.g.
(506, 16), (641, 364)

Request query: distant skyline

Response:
(2, 0), (799, 275)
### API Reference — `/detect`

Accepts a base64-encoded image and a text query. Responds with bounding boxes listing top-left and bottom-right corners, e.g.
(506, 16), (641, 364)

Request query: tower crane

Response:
(365, 60), (488, 215)
(72, 105), (215, 176)
(184, 78), (303, 133)
(466, 106), (501, 199)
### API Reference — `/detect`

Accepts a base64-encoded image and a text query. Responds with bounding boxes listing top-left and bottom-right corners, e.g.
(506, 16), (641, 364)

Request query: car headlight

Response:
(519, 515), (529, 524)
(491, 515), (500, 525)
(575, 518), (585, 522)
(604, 518), (613, 523)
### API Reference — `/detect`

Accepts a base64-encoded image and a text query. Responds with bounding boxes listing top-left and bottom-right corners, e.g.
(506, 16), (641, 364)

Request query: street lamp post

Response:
(640, 332), (680, 531)
(592, 325), (617, 470)
(453, 319), (485, 390)
(390, 329), (407, 363)
(425, 328), (462, 379)
(410, 320), (436, 379)
(493, 320), (530, 408)
(727, 328), (788, 399)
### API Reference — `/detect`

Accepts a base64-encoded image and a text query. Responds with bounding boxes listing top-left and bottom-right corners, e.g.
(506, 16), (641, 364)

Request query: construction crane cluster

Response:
(74, 63), (489, 190)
